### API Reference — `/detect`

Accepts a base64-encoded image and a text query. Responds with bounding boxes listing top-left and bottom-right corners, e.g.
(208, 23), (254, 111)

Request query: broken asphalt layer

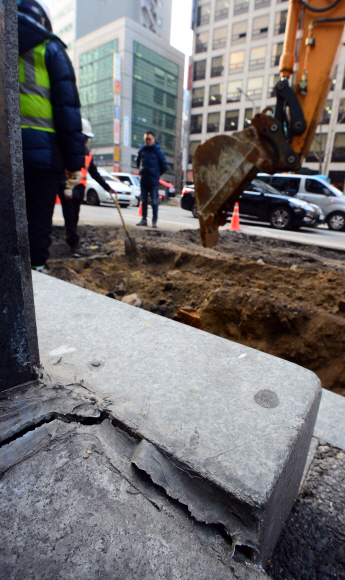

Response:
(26, 271), (322, 566)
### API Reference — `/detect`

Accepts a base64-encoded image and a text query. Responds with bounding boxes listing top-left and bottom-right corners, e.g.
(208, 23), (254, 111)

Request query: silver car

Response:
(85, 170), (135, 207)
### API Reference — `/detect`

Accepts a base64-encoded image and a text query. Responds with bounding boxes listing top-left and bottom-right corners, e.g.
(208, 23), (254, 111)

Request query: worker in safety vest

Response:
(59, 119), (117, 251)
(18, 0), (85, 270)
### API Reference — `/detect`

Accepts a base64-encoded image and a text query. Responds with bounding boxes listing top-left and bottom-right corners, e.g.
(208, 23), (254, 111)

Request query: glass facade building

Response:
(132, 42), (179, 158)
(79, 40), (118, 149)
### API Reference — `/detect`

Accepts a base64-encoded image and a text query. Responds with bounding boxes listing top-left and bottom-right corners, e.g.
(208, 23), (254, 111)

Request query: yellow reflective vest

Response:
(19, 40), (56, 133)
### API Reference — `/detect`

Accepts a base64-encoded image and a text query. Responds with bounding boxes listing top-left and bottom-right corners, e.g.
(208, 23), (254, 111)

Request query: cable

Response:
(299, 0), (342, 13)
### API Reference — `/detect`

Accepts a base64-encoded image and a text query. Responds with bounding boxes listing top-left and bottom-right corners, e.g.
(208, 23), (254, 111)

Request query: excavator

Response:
(193, 0), (345, 247)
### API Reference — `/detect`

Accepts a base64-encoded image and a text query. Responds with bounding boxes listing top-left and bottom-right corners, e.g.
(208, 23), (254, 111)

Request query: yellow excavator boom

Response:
(193, 0), (345, 247)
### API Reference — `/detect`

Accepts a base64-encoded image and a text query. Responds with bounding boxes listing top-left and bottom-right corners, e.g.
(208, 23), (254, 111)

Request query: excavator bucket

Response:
(193, 129), (272, 248)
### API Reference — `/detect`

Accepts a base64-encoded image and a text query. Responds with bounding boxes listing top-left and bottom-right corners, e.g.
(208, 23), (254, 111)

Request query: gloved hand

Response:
(109, 188), (117, 195)
(65, 170), (82, 191)
(63, 188), (73, 199)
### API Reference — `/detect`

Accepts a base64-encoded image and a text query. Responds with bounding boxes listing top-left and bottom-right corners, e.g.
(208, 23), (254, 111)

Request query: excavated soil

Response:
(49, 224), (345, 396)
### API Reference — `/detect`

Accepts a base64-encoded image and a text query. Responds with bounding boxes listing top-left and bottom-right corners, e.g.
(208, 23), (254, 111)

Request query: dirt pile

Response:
(48, 225), (345, 396)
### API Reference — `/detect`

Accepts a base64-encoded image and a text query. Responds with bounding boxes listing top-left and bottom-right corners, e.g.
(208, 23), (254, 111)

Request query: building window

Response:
(131, 42), (179, 157)
(166, 94), (176, 109)
(306, 134), (327, 162)
(255, 0), (270, 8)
(227, 80), (242, 102)
(189, 140), (201, 163)
(211, 55), (225, 77)
(207, 112), (220, 132)
(338, 98), (345, 123)
(267, 73), (280, 97)
(190, 114), (203, 134)
(154, 88), (164, 105)
(244, 107), (253, 128)
(234, 0), (249, 15)
(224, 110), (239, 131)
(329, 171), (345, 192)
(232, 21), (247, 44)
(209, 83), (223, 105)
(192, 87), (204, 108)
(165, 114), (175, 130)
(215, 0), (229, 21)
(274, 10), (287, 35)
(79, 40), (118, 149)
(193, 60), (206, 81)
(213, 26), (227, 49)
(253, 15), (269, 38)
(271, 42), (283, 67)
(229, 50), (245, 74)
(332, 133), (345, 162)
(320, 100), (332, 125)
(196, 32), (209, 53)
(247, 76), (263, 98)
(249, 46), (266, 70)
(196, 3), (211, 26)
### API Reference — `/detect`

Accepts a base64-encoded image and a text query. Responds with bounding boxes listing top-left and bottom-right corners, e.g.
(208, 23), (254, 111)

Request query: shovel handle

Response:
(110, 191), (131, 239)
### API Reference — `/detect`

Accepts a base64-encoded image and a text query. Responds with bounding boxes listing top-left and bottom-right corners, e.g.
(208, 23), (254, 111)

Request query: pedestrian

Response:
(18, 0), (85, 270)
(136, 131), (168, 228)
(59, 119), (117, 251)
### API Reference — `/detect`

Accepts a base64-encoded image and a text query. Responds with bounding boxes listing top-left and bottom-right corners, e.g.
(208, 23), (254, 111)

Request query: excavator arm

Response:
(193, 0), (345, 247)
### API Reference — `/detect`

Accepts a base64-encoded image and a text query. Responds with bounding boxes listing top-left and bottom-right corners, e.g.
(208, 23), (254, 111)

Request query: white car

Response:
(112, 172), (141, 206)
(85, 170), (135, 207)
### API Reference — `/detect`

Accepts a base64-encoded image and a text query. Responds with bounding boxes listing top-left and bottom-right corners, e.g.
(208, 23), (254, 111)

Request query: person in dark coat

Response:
(59, 119), (116, 250)
(18, 0), (85, 269)
(136, 131), (168, 228)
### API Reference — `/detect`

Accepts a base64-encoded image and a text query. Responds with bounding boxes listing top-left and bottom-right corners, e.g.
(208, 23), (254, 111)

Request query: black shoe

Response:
(137, 219), (148, 226)
(152, 221), (157, 228)
(68, 241), (80, 252)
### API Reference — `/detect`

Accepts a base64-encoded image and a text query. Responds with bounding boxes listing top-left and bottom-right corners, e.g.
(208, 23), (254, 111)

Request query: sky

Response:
(170, 0), (194, 87)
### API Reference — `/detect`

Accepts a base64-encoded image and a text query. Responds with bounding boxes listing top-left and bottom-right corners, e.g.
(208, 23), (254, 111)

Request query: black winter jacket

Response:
(18, 13), (85, 173)
(137, 142), (168, 186)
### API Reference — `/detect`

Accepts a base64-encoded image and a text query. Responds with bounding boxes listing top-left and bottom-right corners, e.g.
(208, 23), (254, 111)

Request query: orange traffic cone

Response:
(55, 195), (61, 205)
(137, 201), (142, 216)
(227, 202), (241, 231)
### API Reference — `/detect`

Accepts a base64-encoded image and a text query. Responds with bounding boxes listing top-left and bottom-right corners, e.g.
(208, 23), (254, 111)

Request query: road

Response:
(53, 201), (345, 251)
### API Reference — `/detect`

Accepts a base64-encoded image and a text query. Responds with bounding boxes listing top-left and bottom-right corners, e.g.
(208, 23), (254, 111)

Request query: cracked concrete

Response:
(31, 272), (321, 566)
(0, 381), (268, 580)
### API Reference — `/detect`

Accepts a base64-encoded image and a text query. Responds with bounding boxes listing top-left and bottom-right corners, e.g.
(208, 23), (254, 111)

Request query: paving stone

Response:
(32, 272), (322, 565)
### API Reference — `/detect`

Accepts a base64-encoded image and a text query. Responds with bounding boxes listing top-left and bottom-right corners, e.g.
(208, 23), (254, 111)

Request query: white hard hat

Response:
(81, 118), (94, 138)
(18, 0), (52, 31)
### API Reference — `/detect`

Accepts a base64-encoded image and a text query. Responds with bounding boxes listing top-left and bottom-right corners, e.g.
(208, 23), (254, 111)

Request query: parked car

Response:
(112, 173), (141, 206)
(85, 170), (135, 207)
(181, 180), (324, 230)
(257, 173), (345, 231)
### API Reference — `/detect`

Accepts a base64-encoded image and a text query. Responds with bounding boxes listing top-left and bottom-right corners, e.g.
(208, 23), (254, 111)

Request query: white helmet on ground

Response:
(81, 118), (94, 139)
(18, 0), (52, 31)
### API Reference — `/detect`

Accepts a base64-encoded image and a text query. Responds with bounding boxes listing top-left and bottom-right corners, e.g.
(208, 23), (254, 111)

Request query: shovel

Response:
(110, 190), (137, 256)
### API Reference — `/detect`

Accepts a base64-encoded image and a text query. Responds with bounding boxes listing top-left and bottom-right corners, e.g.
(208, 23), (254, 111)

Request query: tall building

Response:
(75, 18), (184, 176)
(48, 0), (183, 179)
(188, 0), (345, 189)
(49, 0), (172, 51)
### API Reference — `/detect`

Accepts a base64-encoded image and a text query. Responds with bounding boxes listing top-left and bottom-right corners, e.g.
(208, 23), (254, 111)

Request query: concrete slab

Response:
(0, 412), (268, 580)
(314, 388), (345, 450)
(32, 272), (321, 566)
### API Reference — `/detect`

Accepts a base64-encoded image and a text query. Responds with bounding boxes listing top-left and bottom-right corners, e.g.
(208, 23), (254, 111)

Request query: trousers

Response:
(24, 168), (62, 267)
(58, 185), (83, 247)
(140, 183), (159, 223)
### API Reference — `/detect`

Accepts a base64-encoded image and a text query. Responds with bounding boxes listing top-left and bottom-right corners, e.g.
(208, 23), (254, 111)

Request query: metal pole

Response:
(237, 86), (256, 119)
(0, 0), (40, 391)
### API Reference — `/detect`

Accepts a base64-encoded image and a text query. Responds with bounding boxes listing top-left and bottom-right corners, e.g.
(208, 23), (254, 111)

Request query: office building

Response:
(74, 18), (184, 176)
(188, 0), (345, 189)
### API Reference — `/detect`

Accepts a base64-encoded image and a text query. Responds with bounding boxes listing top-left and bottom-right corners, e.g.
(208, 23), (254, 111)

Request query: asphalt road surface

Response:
(53, 201), (345, 251)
